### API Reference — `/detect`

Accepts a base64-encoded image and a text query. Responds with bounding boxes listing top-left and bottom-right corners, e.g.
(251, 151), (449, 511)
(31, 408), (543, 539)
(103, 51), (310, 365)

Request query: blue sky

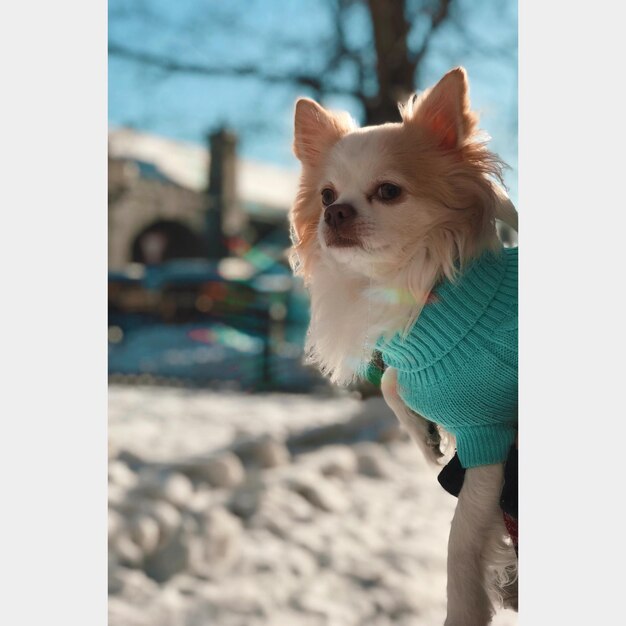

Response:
(109, 0), (517, 202)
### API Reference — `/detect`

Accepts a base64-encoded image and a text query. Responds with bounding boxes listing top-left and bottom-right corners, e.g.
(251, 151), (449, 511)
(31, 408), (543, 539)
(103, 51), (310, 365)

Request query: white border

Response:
(521, 1), (625, 622)
(1, 0), (625, 623)
(0, 1), (107, 624)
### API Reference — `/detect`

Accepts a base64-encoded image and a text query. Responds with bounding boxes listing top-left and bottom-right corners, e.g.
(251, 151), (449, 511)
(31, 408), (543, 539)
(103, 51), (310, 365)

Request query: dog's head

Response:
(289, 67), (507, 383)
(291, 67), (504, 281)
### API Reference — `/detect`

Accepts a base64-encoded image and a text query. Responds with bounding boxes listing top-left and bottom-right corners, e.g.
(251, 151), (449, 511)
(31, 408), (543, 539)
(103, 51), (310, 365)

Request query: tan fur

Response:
(290, 68), (518, 623)
(291, 99), (356, 278)
(290, 67), (508, 384)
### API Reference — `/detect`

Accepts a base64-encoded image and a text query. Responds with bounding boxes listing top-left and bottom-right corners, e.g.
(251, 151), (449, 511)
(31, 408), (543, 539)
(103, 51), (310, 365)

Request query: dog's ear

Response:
(402, 67), (478, 150)
(293, 98), (354, 166)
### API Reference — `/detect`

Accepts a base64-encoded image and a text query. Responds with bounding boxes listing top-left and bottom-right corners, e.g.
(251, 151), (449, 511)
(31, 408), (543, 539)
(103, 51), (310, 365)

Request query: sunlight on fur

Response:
(290, 67), (513, 386)
(290, 67), (519, 625)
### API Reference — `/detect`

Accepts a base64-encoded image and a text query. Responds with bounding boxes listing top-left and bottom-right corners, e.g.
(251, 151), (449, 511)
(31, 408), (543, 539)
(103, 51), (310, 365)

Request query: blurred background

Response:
(108, 1), (518, 624)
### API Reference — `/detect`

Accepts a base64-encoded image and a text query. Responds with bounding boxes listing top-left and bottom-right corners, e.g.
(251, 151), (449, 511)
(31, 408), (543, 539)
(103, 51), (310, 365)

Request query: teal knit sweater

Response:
(377, 246), (518, 469)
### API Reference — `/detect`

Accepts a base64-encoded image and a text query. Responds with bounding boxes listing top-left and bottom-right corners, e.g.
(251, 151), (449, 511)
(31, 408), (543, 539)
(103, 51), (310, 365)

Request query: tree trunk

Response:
(365, 0), (415, 125)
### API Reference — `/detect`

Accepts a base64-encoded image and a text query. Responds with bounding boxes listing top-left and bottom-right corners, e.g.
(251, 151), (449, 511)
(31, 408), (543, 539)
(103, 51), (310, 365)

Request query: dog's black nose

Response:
(324, 203), (357, 230)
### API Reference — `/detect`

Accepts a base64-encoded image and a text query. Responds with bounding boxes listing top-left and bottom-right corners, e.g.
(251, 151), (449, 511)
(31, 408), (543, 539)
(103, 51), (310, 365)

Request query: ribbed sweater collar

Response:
(380, 247), (513, 372)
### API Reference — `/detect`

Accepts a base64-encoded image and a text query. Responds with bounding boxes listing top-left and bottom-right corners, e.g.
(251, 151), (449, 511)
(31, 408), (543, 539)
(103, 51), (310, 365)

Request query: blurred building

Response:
(108, 127), (300, 270)
(107, 128), (318, 391)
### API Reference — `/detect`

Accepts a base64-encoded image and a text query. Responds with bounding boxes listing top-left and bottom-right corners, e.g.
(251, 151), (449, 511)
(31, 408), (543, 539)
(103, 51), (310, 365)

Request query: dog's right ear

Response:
(293, 98), (354, 167)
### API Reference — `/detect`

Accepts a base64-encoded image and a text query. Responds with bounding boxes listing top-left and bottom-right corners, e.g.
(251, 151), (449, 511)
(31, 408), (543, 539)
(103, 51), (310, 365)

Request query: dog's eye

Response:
(321, 188), (336, 206)
(376, 183), (402, 202)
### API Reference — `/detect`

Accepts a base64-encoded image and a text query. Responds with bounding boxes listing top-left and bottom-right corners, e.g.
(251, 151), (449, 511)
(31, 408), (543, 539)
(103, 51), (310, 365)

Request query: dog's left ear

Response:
(402, 67), (478, 150)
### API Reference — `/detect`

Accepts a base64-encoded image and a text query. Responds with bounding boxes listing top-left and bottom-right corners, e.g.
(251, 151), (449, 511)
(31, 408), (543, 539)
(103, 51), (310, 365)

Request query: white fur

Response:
(444, 463), (515, 625)
(302, 178), (515, 386)
(382, 368), (517, 625)
(300, 131), (514, 384)
(381, 367), (451, 466)
(292, 72), (519, 623)
(492, 183), (518, 232)
(304, 253), (421, 385)
(301, 165), (519, 625)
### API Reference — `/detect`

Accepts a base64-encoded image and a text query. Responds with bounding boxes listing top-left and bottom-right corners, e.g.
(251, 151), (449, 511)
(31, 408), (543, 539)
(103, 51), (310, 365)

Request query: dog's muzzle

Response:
(323, 203), (360, 247)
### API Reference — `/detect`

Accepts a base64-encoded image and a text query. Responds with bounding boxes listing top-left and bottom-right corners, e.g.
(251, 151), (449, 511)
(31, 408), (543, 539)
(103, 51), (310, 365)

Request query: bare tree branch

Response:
(109, 0), (516, 129)
(108, 40), (367, 103)
(410, 0), (454, 78)
(446, 12), (517, 64)
(109, 42), (316, 90)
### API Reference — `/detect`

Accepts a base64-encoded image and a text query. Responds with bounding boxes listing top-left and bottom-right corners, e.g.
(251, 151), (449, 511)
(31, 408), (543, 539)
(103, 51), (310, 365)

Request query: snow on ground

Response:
(109, 385), (518, 626)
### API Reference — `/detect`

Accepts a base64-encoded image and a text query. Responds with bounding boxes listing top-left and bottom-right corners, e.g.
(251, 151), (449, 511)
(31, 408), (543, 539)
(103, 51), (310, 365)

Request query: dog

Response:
(289, 67), (518, 625)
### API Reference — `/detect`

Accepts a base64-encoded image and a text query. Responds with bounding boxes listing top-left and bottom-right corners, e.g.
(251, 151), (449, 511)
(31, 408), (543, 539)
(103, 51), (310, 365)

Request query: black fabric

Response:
(500, 446), (518, 518)
(437, 452), (465, 497)
(437, 443), (518, 520)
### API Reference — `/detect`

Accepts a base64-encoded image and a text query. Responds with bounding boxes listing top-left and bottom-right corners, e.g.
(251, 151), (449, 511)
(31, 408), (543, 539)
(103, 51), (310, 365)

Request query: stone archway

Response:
(131, 220), (206, 265)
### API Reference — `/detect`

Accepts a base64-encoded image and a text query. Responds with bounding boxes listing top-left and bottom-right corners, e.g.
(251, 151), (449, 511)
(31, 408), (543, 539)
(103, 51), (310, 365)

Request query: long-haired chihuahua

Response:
(289, 67), (518, 625)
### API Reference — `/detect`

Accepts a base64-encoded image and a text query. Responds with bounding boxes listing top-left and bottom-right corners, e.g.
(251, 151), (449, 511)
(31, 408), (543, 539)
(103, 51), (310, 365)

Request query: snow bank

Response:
(109, 386), (517, 626)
